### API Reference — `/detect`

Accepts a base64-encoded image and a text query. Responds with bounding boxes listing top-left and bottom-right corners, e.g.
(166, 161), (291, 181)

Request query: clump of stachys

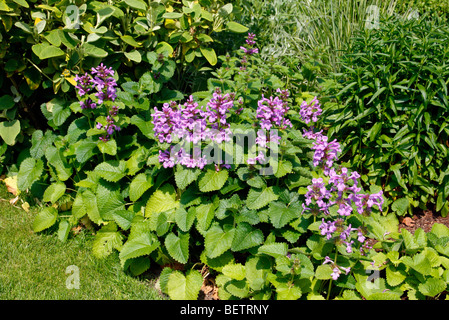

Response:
(75, 63), (121, 142)
(151, 89), (235, 169)
(299, 96), (384, 280)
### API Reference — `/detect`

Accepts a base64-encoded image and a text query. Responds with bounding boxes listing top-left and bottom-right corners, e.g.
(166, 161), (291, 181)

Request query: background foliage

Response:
(322, 15), (449, 217)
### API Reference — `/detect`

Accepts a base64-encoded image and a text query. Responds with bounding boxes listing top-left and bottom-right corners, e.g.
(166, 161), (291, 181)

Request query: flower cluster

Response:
(323, 256), (351, 280)
(152, 92), (236, 169)
(300, 97), (384, 270)
(256, 90), (292, 131)
(240, 33), (259, 56)
(75, 64), (121, 142)
(158, 146), (208, 170)
(311, 135), (342, 175)
(201, 89), (234, 143)
(75, 63), (117, 109)
(299, 96), (322, 124)
(96, 109), (121, 142)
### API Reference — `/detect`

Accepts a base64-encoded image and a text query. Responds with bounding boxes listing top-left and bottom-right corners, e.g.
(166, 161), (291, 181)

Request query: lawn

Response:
(0, 184), (165, 300)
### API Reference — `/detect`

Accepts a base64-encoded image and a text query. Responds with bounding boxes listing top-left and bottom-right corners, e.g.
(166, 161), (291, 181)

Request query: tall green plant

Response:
(323, 15), (449, 217)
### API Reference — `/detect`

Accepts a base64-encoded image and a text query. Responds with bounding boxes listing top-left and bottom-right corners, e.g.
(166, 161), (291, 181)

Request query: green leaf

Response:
(51, 102), (71, 126)
(111, 210), (135, 231)
(81, 189), (102, 224)
(224, 279), (249, 298)
(94, 160), (126, 182)
(246, 187), (279, 210)
(43, 182), (66, 204)
(119, 232), (160, 266)
(129, 173), (153, 202)
(124, 50), (142, 63)
(163, 12), (183, 19)
(274, 159), (292, 178)
(82, 43), (108, 58)
(96, 183), (125, 221)
(32, 43), (65, 59)
(198, 169), (228, 192)
(367, 292), (401, 300)
(195, 203), (215, 231)
(199, 47), (217, 66)
(268, 201), (300, 228)
(222, 263), (246, 281)
(97, 139), (117, 156)
(275, 282), (302, 300)
(123, 0), (147, 10)
(391, 198), (409, 215)
(45, 146), (72, 181)
(386, 264), (407, 287)
(30, 130), (55, 159)
(167, 270), (203, 300)
(175, 166), (201, 190)
(431, 223), (449, 238)
(33, 207), (58, 232)
(0, 95), (15, 111)
(258, 242), (288, 258)
(120, 35), (141, 47)
(165, 231), (190, 264)
(418, 278), (446, 297)
(92, 224), (124, 258)
(145, 184), (180, 217)
(231, 222), (264, 252)
(245, 256), (271, 291)
(175, 206), (197, 232)
(76, 140), (98, 163)
(205, 224), (235, 258)
(0, 120), (20, 146)
(226, 21), (249, 33)
(57, 220), (71, 242)
(17, 158), (44, 191)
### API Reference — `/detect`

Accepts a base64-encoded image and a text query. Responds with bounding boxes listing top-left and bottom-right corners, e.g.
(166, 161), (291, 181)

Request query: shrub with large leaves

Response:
(0, 0), (245, 173)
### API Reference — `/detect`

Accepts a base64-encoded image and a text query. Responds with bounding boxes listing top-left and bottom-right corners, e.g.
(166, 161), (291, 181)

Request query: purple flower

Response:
(255, 129), (281, 148)
(96, 122), (103, 129)
(240, 47), (259, 55)
(331, 267), (341, 280)
(240, 33), (258, 55)
(91, 63), (114, 78)
(74, 73), (93, 96)
(256, 91), (292, 132)
(319, 218), (337, 240)
(299, 97), (322, 124)
(311, 135), (341, 174)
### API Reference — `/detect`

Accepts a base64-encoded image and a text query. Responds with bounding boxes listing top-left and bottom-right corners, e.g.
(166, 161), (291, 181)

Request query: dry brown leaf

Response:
(402, 217), (415, 227)
(3, 176), (19, 196)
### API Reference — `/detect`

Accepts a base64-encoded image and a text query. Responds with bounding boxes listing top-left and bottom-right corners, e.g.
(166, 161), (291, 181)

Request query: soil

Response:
(398, 209), (449, 234)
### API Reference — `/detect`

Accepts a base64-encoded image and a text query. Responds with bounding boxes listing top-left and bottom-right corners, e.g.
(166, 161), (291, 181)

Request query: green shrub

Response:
(0, 0), (246, 172)
(323, 15), (449, 217)
(396, 0), (449, 19)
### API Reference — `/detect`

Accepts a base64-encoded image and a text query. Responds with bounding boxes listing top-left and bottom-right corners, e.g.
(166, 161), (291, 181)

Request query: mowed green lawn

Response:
(0, 184), (165, 300)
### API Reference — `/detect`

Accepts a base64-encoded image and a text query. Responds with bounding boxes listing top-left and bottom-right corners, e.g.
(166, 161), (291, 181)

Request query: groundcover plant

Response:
(15, 33), (449, 300)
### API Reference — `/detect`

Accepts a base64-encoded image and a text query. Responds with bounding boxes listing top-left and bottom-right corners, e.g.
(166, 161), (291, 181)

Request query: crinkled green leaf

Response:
(246, 187), (279, 210)
(167, 270), (203, 300)
(17, 157), (44, 191)
(94, 160), (126, 182)
(32, 207), (58, 232)
(119, 232), (160, 266)
(129, 173), (153, 202)
(205, 224), (235, 258)
(43, 182), (66, 204)
(231, 222), (264, 252)
(198, 169), (228, 192)
(165, 231), (189, 264)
